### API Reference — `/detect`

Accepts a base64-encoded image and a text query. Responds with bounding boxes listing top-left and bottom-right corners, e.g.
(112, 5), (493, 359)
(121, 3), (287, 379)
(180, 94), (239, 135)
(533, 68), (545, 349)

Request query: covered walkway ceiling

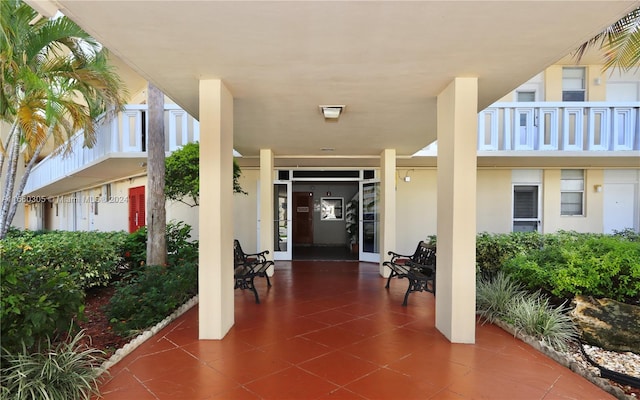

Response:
(28, 1), (639, 162)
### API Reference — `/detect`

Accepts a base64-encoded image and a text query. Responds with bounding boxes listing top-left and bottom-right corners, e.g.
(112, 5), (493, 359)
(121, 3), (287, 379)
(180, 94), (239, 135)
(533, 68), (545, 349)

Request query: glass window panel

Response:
(561, 192), (583, 215)
(517, 91), (535, 102)
(561, 169), (584, 179)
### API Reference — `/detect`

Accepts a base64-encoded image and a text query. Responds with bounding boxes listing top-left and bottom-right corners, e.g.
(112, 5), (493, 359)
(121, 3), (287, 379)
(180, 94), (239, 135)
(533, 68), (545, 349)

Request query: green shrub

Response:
(0, 261), (85, 353)
(107, 262), (198, 336)
(503, 234), (640, 303)
(121, 221), (198, 270)
(1, 230), (127, 289)
(1, 330), (105, 400)
(475, 232), (543, 278)
(476, 271), (527, 324)
(506, 296), (578, 351)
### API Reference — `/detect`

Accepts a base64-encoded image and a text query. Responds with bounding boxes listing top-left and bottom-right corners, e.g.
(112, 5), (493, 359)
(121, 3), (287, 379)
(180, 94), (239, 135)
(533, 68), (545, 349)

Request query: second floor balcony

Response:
(477, 102), (639, 153)
(24, 102), (639, 196)
(24, 104), (199, 196)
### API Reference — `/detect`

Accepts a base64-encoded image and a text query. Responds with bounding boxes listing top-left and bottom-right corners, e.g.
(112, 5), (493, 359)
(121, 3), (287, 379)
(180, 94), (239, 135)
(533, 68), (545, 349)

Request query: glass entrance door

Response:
(360, 181), (380, 262)
(273, 182), (292, 260)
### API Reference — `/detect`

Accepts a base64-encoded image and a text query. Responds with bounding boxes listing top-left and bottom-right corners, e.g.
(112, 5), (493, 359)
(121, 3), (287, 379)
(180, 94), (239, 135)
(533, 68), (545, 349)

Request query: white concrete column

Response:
(436, 77), (478, 344)
(259, 149), (275, 276)
(198, 79), (234, 340)
(380, 149), (396, 277)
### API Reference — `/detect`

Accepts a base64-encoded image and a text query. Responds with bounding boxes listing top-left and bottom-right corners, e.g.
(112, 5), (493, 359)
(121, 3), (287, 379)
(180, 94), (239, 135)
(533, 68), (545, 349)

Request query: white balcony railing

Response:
(24, 104), (200, 194)
(477, 102), (639, 152)
(25, 102), (639, 194)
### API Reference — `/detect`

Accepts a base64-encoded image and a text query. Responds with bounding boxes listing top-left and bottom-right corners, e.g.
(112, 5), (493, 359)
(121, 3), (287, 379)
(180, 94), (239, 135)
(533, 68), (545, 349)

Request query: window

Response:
(561, 169), (584, 216)
(562, 67), (586, 101)
(516, 91), (536, 102)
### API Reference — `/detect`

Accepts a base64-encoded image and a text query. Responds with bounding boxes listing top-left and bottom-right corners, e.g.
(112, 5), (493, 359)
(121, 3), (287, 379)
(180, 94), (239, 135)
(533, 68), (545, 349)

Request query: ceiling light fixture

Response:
(319, 105), (345, 120)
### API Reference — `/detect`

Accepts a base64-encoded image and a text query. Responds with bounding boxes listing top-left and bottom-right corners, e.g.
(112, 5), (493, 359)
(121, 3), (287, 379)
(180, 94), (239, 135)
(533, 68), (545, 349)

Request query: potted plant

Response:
(345, 195), (359, 253)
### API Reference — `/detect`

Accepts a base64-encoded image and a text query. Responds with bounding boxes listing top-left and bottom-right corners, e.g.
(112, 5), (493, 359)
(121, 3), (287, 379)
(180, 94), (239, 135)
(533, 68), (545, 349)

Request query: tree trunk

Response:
(3, 127), (54, 238)
(0, 131), (21, 238)
(146, 83), (167, 266)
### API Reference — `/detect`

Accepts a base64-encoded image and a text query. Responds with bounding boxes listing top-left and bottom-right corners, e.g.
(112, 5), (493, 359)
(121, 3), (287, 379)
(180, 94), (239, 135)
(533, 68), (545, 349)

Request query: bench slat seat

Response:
(234, 239), (273, 304)
(383, 241), (436, 306)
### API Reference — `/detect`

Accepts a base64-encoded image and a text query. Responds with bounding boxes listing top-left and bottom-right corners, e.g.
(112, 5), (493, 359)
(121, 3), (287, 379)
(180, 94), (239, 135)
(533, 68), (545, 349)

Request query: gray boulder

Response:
(570, 295), (640, 354)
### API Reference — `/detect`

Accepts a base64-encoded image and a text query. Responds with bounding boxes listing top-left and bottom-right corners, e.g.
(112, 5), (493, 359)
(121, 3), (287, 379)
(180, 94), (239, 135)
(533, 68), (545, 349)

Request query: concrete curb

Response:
(96, 294), (199, 376)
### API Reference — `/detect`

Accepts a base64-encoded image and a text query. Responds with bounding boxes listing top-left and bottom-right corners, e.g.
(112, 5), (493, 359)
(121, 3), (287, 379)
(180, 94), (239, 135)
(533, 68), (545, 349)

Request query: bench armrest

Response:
(386, 251), (413, 264)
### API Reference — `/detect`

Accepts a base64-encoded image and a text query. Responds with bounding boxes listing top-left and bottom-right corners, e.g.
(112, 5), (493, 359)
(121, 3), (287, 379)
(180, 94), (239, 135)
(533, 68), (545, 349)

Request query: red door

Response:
(128, 186), (145, 233)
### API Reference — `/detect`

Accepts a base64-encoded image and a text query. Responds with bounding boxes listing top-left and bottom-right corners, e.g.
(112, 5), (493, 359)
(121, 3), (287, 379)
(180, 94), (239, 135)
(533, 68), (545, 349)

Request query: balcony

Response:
(415, 102), (639, 167)
(23, 104), (199, 196)
(477, 102), (638, 152)
(24, 102), (639, 196)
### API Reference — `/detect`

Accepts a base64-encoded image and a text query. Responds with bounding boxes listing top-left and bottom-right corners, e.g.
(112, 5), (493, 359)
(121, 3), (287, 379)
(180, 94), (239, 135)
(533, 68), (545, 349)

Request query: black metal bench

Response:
(233, 239), (274, 304)
(383, 241), (436, 306)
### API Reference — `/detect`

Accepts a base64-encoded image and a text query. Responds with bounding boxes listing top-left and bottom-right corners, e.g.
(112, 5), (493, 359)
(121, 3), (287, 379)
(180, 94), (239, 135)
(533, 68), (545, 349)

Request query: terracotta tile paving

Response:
(95, 261), (614, 400)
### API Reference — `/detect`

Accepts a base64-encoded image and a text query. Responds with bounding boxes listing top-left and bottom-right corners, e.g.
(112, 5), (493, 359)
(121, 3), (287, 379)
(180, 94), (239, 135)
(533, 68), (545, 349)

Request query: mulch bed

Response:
(78, 286), (129, 356)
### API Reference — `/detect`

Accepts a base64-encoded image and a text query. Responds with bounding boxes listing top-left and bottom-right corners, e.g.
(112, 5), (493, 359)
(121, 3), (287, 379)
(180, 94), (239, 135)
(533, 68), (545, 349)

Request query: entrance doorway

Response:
(272, 170), (380, 262)
(293, 192), (313, 245)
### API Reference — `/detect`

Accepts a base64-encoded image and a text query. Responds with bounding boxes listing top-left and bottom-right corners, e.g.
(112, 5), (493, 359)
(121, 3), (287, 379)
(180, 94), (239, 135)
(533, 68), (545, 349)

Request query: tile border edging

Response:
(96, 294), (200, 375)
(492, 319), (633, 400)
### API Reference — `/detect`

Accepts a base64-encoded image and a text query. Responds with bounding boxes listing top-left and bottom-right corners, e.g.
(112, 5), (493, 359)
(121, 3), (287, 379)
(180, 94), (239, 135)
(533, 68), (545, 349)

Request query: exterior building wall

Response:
(544, 66), (563, 101)
(477, 169), (513, 233)
(542, 169), (605, 233)
(395, 169), (438, 255)
(233, 168), (259, 252)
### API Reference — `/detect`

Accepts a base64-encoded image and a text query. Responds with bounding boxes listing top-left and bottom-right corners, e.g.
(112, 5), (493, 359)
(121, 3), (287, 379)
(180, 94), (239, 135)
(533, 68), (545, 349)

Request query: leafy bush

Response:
(1, 230), (127, 289)
(107, 262), (198, 336)
(475, 232), (543, 278)
(503, 233), (640, 304)
(476, 271), (526, 324)
(0, 261), (85, 353)
(121, 221), (199, 270)
(1, 330), (105, 400)
(506, 296), (578, 351)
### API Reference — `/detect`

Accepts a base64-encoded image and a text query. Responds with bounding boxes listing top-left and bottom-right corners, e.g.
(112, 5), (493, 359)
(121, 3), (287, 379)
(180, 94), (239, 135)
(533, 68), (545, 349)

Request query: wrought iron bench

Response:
(383, 241), (436, 306)
(233, 239), (274, 304)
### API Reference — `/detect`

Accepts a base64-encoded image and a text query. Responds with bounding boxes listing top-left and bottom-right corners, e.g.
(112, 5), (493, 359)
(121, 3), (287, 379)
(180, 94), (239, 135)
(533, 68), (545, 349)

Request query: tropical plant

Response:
(506, 296), (578, 351)
(574, 7), (640, 71)
(476, 271), (527, 324)
(165, 141), (246, 207)
(0, 0), (128, 239)
(0, 330), (105, 400)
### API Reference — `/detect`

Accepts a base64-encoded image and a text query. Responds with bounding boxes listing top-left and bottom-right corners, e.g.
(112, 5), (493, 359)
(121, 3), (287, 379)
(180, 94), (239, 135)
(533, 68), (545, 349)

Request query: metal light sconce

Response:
(594, 184), (603, 193)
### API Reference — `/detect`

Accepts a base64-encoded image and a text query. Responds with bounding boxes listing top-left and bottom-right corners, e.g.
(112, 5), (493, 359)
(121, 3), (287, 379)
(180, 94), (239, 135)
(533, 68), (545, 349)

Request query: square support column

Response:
(259, 149), (275, 276)
(436, 77), (478, 343)
(198, 79), (234, 339)
(380, 149), (396, 277)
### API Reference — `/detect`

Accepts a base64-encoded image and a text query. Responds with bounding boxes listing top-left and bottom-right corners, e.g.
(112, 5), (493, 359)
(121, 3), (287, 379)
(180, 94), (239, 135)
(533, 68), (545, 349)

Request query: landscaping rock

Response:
(571, 295), (640, 354)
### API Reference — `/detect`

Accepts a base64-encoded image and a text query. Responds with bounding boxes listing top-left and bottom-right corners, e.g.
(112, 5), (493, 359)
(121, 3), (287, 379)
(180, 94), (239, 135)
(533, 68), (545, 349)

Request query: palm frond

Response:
(574, 7), (640, 71)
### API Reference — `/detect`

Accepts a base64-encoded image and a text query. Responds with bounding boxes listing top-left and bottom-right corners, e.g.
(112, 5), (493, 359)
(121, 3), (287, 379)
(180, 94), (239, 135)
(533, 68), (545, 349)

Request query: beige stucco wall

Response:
(233, 168), (259, 252)
(542, 169), (604, 233)
(394, 169), (437, 254)
(477, 169), (513, 233)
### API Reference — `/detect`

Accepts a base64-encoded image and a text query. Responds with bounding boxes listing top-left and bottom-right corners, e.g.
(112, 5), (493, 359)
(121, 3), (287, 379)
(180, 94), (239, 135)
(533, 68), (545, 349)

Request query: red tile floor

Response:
(96, 261), (613, 400)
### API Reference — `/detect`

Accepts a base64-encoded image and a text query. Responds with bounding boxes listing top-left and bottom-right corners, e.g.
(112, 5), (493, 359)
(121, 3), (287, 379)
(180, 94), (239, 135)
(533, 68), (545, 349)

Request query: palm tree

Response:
(0, 0), (128, 238)
(575, 7), (640, 71)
